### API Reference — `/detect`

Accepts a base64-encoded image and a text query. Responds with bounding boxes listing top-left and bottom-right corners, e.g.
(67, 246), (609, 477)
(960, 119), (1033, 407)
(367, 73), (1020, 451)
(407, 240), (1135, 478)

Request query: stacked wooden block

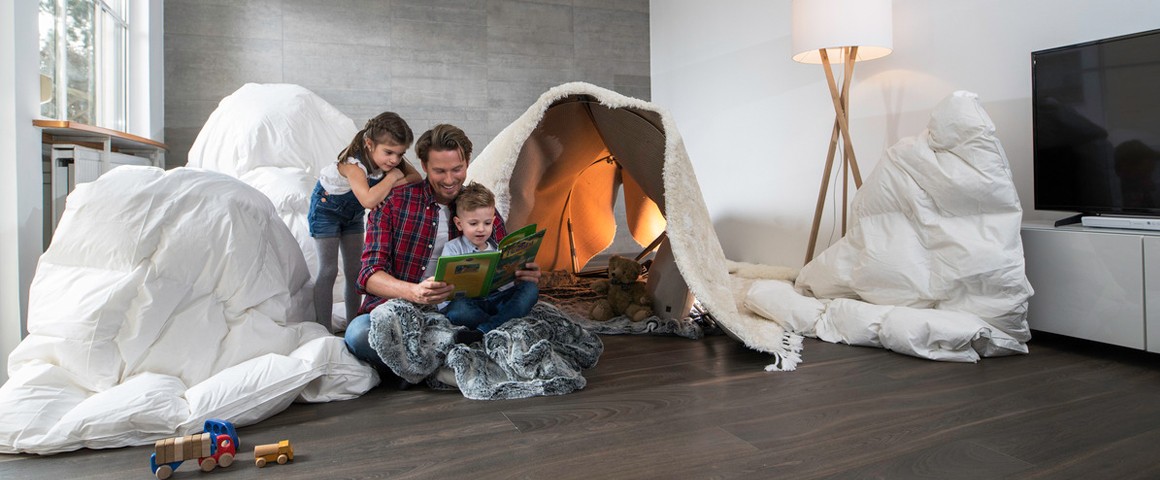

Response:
(153, 433), (211, 464)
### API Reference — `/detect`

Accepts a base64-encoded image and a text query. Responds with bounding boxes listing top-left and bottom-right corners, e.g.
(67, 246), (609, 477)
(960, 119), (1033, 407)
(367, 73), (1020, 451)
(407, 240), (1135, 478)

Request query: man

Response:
(343, 124), (541, 372)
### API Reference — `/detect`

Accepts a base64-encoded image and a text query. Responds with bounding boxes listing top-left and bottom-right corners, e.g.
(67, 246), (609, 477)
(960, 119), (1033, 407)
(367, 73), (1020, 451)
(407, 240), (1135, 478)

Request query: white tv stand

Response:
(1021, 220), (1160, 352)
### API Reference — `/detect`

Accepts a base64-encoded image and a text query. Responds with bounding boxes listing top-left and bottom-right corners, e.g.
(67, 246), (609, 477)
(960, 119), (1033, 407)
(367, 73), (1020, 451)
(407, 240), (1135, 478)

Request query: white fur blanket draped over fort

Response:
(468, 82), (802, 370)
(745, 92), (1034, 362)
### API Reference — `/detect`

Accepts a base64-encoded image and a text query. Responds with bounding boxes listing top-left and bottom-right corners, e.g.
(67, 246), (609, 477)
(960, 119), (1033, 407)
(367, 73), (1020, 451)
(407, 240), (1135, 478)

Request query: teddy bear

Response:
(590, 255), (654, 322)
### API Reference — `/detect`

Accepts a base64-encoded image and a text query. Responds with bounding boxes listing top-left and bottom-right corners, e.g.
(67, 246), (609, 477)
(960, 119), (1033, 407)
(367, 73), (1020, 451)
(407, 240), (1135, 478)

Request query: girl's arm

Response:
(341, 161), (422, 208)
(339, 163), (392, 209)
(391, 160), (422, 187)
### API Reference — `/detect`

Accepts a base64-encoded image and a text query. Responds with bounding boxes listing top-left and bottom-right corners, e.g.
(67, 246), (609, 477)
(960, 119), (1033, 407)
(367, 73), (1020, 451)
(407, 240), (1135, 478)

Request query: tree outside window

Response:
(39, 0), (128, 130)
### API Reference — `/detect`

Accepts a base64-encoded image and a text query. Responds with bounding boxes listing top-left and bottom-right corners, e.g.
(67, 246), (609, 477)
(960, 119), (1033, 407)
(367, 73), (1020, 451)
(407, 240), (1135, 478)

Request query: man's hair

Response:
(453, 182), (495, 217)
(415, 124), (473, 165)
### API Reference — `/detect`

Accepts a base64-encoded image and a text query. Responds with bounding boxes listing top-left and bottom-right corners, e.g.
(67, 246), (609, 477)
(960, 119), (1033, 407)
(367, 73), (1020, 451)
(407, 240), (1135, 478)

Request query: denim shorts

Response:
(308, 182), (366, 238)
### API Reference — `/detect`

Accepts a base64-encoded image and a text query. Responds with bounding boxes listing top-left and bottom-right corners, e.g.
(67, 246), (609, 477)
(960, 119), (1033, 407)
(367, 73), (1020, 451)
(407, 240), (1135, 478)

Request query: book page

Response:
(491, 228), (546, 293)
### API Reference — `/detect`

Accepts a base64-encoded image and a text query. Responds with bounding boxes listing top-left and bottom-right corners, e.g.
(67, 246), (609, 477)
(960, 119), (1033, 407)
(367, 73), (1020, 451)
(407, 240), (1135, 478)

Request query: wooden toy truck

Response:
(254, 439), (294, 467)
(149, 419), (239, 480)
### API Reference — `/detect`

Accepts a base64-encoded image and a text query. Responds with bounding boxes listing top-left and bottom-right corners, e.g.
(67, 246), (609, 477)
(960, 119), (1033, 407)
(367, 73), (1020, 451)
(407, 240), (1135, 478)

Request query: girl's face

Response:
(453, 206), (496, 250)
(365, 139), (409, 172)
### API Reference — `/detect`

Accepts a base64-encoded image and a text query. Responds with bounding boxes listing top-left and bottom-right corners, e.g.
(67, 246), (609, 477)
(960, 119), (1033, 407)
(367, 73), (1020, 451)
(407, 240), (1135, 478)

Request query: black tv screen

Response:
(1032, 28), (1160, 216)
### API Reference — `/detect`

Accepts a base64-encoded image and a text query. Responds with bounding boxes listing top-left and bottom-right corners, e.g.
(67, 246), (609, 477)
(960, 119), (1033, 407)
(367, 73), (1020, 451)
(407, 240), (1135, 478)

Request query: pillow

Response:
(181, 353), (318, 434)
(0, 363), (90, 454)
(47, 372), (188, 449)
(744, 279), (824, 335)
(290, 334), (379, 403)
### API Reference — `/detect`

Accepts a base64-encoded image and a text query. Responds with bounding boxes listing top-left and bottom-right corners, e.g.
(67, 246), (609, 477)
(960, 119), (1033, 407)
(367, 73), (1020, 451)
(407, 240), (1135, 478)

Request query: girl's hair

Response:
(452, 182), (495, 217)
(415, 124), (473, 166)
(337, 112), (414, 173)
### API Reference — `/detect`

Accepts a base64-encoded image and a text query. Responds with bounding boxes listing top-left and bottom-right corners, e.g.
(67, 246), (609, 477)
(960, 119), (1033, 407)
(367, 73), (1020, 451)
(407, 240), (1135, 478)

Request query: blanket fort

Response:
(746, 91), (1033, 362)
(468, 82), (802, 370)
(0, 167), (377, 455)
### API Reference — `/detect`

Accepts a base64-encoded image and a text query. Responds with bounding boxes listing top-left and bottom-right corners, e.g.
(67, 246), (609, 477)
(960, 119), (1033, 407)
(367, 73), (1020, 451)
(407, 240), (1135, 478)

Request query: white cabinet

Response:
(34, 120), (167, 249)
(1146, 237), (1160, 353)
(1021, 222), (1160, 351)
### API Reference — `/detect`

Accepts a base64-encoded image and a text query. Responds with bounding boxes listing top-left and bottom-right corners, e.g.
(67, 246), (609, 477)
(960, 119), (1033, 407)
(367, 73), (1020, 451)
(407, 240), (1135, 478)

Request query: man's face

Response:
(424, 148), (468, 205)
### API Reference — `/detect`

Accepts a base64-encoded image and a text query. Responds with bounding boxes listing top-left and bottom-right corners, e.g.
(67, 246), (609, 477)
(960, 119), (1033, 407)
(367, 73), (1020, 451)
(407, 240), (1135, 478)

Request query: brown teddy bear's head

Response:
(607, 255), (643, 284)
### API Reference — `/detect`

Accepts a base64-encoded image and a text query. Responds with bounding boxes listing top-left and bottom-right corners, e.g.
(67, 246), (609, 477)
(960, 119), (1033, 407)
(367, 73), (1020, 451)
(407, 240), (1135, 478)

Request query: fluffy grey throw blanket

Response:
(368, 299), (603, 400)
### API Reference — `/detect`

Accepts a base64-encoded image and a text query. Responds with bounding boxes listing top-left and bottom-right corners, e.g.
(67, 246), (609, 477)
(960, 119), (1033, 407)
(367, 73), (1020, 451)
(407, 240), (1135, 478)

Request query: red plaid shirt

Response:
(357, 181), (507, 314)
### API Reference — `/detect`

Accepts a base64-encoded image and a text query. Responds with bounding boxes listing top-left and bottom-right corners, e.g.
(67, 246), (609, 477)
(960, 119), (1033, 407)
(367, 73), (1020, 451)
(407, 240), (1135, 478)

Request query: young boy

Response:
(440, 182), (539, 335)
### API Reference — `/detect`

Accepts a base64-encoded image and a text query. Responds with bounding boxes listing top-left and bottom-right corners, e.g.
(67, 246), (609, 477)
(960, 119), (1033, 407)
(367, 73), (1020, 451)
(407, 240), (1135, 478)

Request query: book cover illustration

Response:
(433, 224), (546, 298)
(434, 251), (501, 299)
(491, 226), (546, 292)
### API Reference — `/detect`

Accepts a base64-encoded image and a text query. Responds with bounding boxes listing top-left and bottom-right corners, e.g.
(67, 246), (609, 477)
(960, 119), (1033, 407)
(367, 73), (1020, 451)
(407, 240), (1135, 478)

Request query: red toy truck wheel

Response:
(199, 456), (216, 471)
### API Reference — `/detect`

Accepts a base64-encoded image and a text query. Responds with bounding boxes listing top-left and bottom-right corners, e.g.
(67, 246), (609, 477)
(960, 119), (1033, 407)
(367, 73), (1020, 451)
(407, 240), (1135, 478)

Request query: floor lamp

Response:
(792, 0), (892, 264)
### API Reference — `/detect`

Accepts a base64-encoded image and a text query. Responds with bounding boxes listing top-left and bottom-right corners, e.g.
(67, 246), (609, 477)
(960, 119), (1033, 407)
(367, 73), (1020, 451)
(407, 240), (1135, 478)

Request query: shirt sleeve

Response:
(358, 201), (394, 293)
(492, 213), (508, 243)
(442, 236), (471, 257)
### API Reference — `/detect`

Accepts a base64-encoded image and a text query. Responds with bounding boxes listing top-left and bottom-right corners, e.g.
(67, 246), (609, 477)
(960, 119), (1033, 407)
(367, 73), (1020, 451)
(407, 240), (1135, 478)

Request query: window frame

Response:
(40, 0), (130, 131)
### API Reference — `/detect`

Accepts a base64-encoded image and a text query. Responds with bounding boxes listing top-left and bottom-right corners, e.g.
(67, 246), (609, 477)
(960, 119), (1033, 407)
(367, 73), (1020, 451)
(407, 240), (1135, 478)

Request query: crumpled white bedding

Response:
(187, 83), (359, 327)
(0, 167), (377, 455)
(745, 91), (1033, 362)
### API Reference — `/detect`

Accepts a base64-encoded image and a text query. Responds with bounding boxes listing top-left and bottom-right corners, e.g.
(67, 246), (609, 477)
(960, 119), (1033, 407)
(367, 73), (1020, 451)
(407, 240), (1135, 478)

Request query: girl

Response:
(308, 112), (421, 332)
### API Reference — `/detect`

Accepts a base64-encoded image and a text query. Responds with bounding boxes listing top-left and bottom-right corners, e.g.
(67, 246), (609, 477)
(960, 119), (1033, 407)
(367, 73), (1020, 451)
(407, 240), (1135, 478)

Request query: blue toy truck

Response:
(148, 419), (239, 480)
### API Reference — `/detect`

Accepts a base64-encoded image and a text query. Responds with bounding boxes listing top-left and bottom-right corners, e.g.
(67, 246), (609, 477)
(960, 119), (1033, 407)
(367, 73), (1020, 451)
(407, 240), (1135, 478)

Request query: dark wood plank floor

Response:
(3, 331), (1160, 479)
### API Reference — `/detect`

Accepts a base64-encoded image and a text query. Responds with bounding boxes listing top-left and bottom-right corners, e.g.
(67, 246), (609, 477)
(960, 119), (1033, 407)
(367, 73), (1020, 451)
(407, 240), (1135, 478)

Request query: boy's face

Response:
(454, 206), (496, 250)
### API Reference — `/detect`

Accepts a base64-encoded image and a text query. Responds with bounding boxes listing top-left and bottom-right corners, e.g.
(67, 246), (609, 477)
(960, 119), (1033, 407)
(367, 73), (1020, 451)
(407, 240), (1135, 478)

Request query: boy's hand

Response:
(515, 262), (542, 284)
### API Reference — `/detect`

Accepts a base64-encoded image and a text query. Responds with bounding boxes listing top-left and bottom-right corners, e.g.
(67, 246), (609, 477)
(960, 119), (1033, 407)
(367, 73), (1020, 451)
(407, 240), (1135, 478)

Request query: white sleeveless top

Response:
(318, 157), (384, 194)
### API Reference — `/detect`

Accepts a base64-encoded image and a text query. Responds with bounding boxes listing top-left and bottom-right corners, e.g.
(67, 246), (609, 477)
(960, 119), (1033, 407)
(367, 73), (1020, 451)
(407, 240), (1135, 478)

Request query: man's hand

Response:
(514, 262), (542, 284)
(411, 277), (454, 305)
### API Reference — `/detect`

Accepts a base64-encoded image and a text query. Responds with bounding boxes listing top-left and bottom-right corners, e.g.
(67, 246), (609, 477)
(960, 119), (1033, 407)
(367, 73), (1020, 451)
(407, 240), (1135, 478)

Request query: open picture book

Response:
(434, 223), (546, 298)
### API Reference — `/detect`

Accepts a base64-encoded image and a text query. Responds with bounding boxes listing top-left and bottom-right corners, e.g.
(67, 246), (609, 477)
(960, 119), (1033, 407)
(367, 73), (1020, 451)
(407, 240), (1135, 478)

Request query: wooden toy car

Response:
(254, 439), (294, 467)
(149, 419), (239, 480)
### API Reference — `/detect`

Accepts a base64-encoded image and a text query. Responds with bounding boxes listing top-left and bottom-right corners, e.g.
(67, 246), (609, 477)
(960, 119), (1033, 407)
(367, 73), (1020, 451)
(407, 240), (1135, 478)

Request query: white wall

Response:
(651, 0), (1160, 268)
(1, 0), (43, 386)
(0, 0), (164, 384)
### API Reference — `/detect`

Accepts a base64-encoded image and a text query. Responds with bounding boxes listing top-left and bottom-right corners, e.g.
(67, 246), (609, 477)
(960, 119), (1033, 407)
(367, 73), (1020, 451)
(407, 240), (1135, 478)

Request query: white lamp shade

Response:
(792, 0), (893, 64)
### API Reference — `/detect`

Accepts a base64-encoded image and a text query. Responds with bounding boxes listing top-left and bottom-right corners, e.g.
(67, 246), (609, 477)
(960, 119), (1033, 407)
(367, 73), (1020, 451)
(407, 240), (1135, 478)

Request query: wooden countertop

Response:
(33, 120), (168, 151)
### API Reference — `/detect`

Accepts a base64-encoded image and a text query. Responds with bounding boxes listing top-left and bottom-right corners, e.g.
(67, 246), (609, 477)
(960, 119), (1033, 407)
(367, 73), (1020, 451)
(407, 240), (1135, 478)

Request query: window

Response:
(39, 0), (129, 131)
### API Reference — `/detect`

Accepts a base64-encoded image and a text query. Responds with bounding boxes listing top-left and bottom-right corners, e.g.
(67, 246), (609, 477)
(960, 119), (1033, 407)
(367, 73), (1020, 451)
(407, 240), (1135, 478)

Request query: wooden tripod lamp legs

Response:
(804, 46), (865, 265)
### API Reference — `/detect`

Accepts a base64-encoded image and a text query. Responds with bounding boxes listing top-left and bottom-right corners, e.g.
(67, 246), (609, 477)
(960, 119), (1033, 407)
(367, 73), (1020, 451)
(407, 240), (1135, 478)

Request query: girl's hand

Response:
(383, 167), (404, 185)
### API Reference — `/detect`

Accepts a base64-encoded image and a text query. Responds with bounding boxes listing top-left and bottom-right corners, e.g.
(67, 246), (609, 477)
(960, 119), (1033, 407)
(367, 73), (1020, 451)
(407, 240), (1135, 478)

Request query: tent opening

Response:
(500, 94), (694, 319)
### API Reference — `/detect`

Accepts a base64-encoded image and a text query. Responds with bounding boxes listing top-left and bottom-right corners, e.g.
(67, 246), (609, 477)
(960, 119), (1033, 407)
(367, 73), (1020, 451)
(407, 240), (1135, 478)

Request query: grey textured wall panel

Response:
(283, 0), (393, 47)
(164, 0), (282, 39)
(164, 0), (649, 167)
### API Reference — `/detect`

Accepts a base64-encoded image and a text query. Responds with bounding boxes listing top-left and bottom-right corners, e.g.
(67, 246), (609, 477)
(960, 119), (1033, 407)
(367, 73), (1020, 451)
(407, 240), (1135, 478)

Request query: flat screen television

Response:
(1032, 28), (1160, 221)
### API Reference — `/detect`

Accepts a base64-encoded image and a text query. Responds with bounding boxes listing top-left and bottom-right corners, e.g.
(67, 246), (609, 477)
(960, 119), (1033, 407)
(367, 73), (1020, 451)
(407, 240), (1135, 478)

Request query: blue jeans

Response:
(343, 313), (388, 371)
(308, 180), (379, 238)
(441, 282), (539, 333)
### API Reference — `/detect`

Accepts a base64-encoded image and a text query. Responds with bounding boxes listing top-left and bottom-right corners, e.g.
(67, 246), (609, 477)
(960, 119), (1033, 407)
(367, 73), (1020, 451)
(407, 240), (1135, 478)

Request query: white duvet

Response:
(0, 162), (377, 456)
(187, 83), (360, 328)
(745, 91), (1033, 362)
